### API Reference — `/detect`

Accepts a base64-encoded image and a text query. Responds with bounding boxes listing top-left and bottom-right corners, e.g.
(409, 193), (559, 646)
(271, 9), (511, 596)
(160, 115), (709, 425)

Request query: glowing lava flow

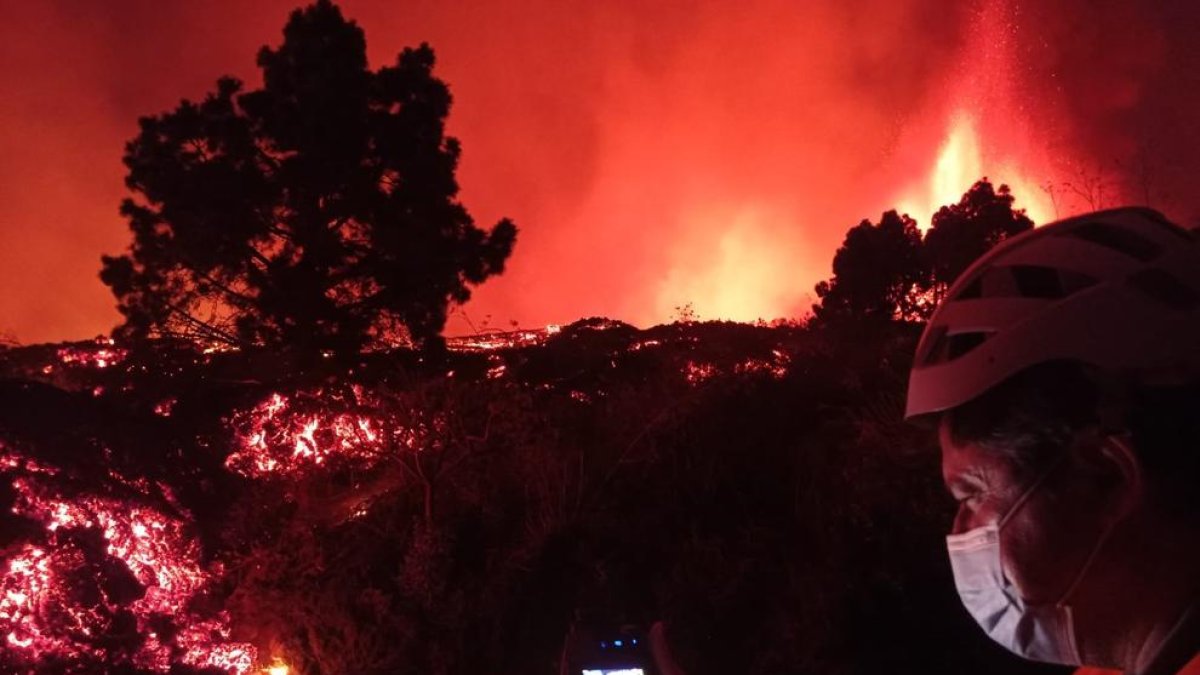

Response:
(225, 387), (445, 479)
(54, 337), (128, 370)
(446, 324), (561, 351)
(0, 452), (254, 673)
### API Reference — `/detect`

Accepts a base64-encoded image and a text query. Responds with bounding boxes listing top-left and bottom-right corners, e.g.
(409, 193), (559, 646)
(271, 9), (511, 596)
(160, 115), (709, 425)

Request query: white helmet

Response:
(905, 207), (1200, 421)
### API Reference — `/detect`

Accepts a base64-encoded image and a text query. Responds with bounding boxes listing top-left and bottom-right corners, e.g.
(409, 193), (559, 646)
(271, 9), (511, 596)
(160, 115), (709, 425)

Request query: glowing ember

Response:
(682, 349), (790, 386)
(486, 355), (508, 380)
(683, 361), (719, 385)
(202, 343), (239, 355)
(55, 337), (128, 370)
(0, 448), (57, 476)
(734, 349), (791, 379)
(154, 397), (178, 417)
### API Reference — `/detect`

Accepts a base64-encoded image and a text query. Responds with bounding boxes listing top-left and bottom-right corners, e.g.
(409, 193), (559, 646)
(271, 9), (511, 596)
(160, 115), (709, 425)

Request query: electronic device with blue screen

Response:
(561, 622), (656, 675)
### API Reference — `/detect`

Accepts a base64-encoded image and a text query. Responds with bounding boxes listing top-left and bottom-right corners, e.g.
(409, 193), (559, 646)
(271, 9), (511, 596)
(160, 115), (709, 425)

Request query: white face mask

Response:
(945, 452), (1118, 666)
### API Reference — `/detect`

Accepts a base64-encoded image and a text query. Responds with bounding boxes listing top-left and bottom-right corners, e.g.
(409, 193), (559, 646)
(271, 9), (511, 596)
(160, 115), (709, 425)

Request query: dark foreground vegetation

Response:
(0, 320), (1067, 675)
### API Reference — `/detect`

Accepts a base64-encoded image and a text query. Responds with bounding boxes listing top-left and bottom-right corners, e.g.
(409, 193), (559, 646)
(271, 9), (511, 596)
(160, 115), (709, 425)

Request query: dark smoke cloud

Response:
(0, 0), (1195, 343)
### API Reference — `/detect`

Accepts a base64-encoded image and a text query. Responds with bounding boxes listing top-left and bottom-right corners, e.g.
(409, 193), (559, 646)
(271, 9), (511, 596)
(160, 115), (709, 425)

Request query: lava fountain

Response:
(896, 110), (1057, 229)
(644, 0), (1072, 327)
(893, 0), (1064, 229)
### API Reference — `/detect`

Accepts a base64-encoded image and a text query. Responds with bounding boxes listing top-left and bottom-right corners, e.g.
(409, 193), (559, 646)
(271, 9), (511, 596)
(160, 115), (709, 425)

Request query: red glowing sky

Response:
(2, 0), (1197, 344)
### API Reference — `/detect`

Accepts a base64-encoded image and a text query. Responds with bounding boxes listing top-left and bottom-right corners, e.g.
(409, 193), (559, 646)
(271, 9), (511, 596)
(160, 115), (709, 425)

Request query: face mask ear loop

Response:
(1048, 478), (1125, 667)
(1056, 524), (1115, 607)
(997, 451), (1070, 531)
(1055, 481), (1125, 607)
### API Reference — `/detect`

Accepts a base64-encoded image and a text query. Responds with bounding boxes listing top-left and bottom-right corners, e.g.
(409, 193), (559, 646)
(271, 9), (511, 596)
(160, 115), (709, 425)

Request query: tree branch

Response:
(164, 301), (243, 347)
(189, 267), (257, 306)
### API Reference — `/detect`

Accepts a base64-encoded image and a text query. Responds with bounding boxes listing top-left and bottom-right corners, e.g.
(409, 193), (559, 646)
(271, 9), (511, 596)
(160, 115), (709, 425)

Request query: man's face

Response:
(938, 416), (1111, 605)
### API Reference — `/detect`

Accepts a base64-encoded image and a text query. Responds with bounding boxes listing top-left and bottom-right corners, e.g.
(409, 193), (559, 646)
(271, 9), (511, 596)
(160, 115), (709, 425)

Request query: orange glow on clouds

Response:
(1, 0), (1186, 343)
(655, 204), (808, 323)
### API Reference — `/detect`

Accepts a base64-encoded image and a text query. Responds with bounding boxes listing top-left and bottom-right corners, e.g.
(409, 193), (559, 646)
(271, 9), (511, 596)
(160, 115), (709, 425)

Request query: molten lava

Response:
(896, 110), (1056, 229)
(56, 340), (126, 370)
(0, 316), (808, 672)
(1, 460), (254, 673)
(225, 387), (446, 479)
(892, 0), (1067, 229)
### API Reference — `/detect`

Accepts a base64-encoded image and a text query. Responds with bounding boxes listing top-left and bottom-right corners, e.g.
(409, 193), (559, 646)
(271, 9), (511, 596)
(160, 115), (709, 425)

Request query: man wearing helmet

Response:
(905, 207), (1200, 674)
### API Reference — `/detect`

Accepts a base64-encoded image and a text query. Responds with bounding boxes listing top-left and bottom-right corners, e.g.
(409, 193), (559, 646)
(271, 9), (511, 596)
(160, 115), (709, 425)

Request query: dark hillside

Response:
(0, 321), (1064, 675)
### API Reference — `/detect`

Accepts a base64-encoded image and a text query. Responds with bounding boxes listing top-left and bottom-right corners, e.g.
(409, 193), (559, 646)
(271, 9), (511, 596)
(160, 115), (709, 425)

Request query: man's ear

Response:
(1072, 429), (1144, 513)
